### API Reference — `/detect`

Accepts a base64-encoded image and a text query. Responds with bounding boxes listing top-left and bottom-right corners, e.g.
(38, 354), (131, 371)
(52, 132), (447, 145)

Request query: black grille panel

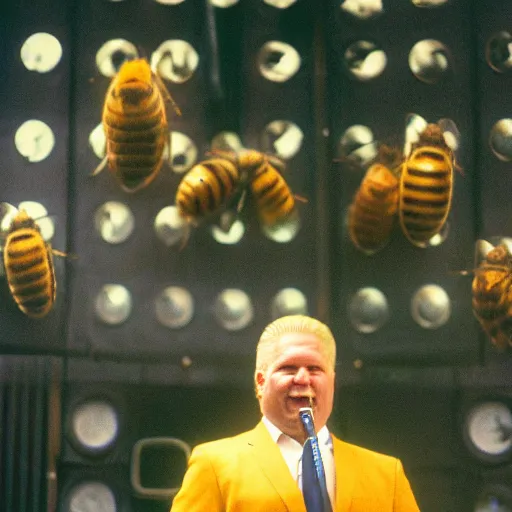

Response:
(0, 357), (53, 512)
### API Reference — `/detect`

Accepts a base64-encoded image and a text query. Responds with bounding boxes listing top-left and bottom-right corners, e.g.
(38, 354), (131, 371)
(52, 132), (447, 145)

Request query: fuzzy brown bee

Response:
(175, 154), (242, 227)
(3, 210), (57, 318)
(348, 146), (401, 255)
(241, 150), (297, 228)
(93, 58), (179, 193)
(472, 243), (512, 350)
(399, 122), (457, 247)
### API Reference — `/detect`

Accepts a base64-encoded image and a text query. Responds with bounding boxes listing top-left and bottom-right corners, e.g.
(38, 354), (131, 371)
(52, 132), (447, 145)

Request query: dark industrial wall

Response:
(1, 1), (512, 511)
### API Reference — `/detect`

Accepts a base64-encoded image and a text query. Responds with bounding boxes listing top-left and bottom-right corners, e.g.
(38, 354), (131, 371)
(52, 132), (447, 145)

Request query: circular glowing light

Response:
(20, 32), (62, 73)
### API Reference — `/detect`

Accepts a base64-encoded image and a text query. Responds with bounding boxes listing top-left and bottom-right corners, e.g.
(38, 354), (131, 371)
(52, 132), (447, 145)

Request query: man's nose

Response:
(293, 367), (310, 384)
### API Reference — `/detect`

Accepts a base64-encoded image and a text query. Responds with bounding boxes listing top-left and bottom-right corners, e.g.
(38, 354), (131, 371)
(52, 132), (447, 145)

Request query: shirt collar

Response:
(262, 416), (332, 447)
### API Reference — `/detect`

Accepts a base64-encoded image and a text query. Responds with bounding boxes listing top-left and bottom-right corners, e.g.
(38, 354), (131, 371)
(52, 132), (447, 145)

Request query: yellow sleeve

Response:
(170, 444), (224, 512)
(394, 460), (420, 512)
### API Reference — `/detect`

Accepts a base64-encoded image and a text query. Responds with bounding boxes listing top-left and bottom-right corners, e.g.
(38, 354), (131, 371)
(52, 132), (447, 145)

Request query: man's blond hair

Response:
(254, 315), (336, 391)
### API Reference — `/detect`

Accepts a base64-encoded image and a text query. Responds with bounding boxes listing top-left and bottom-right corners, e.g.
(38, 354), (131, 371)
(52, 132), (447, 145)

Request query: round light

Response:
(410, 284), (451, 329)
(262, 210), (301, 243)
(94, 202), (135, 244)
(340, 0), (384, 20)
(95, 39), (138, 77)
(71, 400), (119, 453)
(89, 123), (106, 159)
(338, 124), (378, 168)
(263, 0), (297, 7)
(271, 288), (308, 319)
(66, 481), (117, 512)
(257, 41), (301, 83)
(489, 119), (512, 162)
(210, 0), (239, 7)
(211, 219), (245, 244)
(151, 40), (199, 84)
(348, 287), (389, 333)
(344, 41), (387, 81)
(154, 206), (188, 247)
(155, 287), (194, 328)
(213, 289), (254, 331)
(409, 39), (450, 84)
(261, 120), (303, 160)
(95, 284), (132, 325)
(15, 120), (55, 162)
(411, 0), (448, 6)
(210, 131), (243, 153)
(486, 31), (512, 73)
(464, 401), (512, 461)
(165, 132), (198, 174)
(20, 32), (62, 73)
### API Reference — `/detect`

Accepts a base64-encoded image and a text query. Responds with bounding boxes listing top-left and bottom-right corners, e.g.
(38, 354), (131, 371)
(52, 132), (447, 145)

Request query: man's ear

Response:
(255, 371), (265, 398)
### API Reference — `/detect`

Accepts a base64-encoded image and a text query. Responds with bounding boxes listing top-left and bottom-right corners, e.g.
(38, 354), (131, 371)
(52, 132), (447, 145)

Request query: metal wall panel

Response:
(65, 0), (322, 377)
(473, 1), (512, 239)
(324, 0), (480, 366)
(0, 1), (70, 352)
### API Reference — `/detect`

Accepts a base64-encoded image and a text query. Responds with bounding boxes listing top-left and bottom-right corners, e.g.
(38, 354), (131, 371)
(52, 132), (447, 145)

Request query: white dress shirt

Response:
(262, 416), (335, 508)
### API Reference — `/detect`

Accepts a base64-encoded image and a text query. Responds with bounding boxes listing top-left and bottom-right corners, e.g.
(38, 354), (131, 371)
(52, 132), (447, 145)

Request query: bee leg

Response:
(235, 189), (247, 214)
(294, 194), (308, 204)
(51, 249), (67, 258)
(178, 225), (191, 251)
(154, 72), (182, 116)
(91, 156), (108, 176)
(218, 210), (237, 234)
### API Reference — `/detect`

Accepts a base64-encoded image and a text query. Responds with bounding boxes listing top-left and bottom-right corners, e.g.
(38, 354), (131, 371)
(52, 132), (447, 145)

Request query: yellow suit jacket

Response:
(171, 421), (420, 512)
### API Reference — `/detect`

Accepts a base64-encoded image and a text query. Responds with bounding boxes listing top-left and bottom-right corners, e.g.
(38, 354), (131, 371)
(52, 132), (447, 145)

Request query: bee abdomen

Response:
(176, 159), (239, 221)
(4, 226), (55, 318)
(251, 164), (295, 226)
(348, 163), (399, 254)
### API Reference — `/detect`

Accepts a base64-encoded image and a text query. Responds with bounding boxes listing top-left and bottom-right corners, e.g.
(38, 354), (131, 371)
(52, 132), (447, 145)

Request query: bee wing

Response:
(437, 118), (461, 152)
(404, 113), (428, 157)
(267, 154), (287, 174)
(474, 239), (496, 268)
(338, 140), (380, 172)
(153, 71), (181, 116)
(0, 202), (19, 235)
(91, 156), (108, 176)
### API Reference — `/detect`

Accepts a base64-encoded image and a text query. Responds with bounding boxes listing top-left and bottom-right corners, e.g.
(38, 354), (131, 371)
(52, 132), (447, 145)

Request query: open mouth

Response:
(288, 396), (315, 408)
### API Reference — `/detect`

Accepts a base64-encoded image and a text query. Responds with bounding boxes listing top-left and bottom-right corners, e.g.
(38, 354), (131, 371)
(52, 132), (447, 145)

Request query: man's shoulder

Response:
(332, 434), (399, 465)
(191, 427), (257, 454)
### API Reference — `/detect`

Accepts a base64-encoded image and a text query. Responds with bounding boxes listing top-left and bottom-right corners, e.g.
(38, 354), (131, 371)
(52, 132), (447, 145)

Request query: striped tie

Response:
(300, 411), (332, 512)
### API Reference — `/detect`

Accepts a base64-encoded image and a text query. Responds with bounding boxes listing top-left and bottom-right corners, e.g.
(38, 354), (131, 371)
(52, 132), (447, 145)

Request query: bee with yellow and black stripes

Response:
(348, 145), (401, 255)
(472, 242), (512, 350)
(241, 150), (297, 229)
(175, 153), (242, 227)
(93, 58), (180, 193)
(399, 120), (458, 248)
(2, 210), (61, 318)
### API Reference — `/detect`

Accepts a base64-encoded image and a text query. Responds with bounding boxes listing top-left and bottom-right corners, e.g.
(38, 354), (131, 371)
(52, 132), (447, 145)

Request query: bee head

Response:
(487, 245), (512, 266)
(419, 124), (449, 149)
(8, 210), (39, 233)
(114, 59), (153, 104)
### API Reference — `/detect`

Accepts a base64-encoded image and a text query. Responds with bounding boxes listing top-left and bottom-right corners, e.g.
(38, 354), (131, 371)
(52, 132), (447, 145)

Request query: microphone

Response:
(299, 405), (332, 512)
(299, 406), (316, 438)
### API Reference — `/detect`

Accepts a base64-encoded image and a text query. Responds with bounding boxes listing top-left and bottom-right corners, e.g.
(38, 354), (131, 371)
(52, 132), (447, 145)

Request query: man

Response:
(171, 315), (420, 511)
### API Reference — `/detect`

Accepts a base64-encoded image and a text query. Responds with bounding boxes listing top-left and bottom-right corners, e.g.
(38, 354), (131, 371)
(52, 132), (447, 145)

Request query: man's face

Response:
(256, 332), (335, 443)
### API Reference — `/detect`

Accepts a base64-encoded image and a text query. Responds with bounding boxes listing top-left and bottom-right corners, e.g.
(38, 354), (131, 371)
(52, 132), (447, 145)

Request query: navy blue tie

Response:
(300, 410), (332, 512)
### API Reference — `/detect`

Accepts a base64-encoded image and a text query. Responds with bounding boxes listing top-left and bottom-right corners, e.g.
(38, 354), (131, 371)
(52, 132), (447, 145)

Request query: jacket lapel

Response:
(248, 422), (307, 512)
(332, 435), (355, 511)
